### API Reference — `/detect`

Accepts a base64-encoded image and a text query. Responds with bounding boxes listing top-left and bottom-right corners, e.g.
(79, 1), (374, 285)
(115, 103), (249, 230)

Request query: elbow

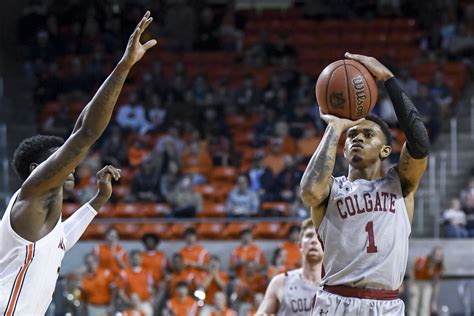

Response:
(75, 127), (99, 144)
(300, 187), (325, 208)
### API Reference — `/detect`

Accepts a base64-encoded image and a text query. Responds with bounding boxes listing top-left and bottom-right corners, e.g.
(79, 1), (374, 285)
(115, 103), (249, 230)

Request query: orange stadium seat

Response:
(197, 222), (227, 239)
(223, 222), (253, 240)
(95, 204), (115, 218)
(210, 166), (238, 184)
(194, 184), (227, 203)
(114, 223), (141, 240)
(169, 223), (196, 239)
(82, 223), (109, 240)
(261, 202), (290, 216)
(142, 203), (170, 217)
(200, 202), (227, 218)
(142, 223), (172, 239)
(253, 222), (285, 239)
(112, 185), (131, 201)
(114, 203), (146, 218)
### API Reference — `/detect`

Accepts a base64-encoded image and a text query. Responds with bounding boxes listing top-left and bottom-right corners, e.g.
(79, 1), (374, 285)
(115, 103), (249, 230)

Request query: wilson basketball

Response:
(315, 59), (378, 120)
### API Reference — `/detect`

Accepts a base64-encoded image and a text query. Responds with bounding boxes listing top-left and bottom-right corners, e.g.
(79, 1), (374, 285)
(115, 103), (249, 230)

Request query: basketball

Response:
(315, 59), (378, 120)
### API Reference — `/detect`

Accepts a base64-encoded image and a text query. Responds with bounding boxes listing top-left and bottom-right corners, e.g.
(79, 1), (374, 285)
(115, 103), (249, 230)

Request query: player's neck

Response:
(301, 261), (321, 285)
(348, 164), (381, 181)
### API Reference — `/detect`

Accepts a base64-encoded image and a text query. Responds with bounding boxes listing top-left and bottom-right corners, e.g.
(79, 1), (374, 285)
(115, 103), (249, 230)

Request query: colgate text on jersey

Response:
(335, 191), (397, 219)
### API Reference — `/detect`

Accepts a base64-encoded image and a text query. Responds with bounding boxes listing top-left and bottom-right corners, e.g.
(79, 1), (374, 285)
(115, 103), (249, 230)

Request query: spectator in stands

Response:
(247, 152), (274, 202)
(397, 68), (418, 98)
(287, 103), (314, 139)
(245, 31), (275, 67)
(254, 108), (277, 147)
(41, 106), (74, 139)
(294, 74), (312, 104)
(275, 155), (303, 203)
(230, 228), (266, 278)
(101, 126), (129, 167)
(179, 227), (210, 271)
(263, 138), (287, 175)
(128, 156), (162, 203)
(141, 233), (167, 284)
(247, 293), (264, 316)
(235, 261), (267, 303)
(154, 126), (185, 159)
(116, 93), (147, 132)
(429, 69), (453, 117)
(167, 253), (195, 298)
(460, 177), (474, 236)
(167, 175), (203, 217)
(270, 34), (297, 64)
(118, 251), (154, 316)
(235, 74), (261, 109)
(274, 121), (297, 155)
(212, 78), (235, 108)
(443, 198), (468, 238)
(191, 74), (213, 106)
(219, 1), (243, 52)
(198, 255), (229, 305)
(413, 84), (441, 143)
(201, 108), (232, 140)
(296, 126), (321, 158)
(266, 248), (287, 279)
(181, 139), (213, 184)
(160, 160), (182, 201)
(94, 227), (128, 276)
(209, 291), (236, 316)
(280, 225), (301, 270)
(141, 93), (167, 135)
(80, 253), (115, 316)
(164, 0), (197, 51)
(207, 129), (233, 166)
(195, 7), (220, 51)
(226, 174), (260, 217)
(289, 185), (311, 219)
(275, 57), (299, 91)
(166, 281), (199, 316)
(408, 246), (445, 316)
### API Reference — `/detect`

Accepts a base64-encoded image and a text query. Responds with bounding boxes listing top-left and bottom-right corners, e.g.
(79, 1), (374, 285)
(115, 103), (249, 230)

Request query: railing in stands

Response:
(450, 117), (458, 175)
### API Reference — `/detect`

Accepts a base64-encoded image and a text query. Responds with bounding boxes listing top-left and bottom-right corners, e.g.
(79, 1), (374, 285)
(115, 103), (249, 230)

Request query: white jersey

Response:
(318, 168), (411, 290)
(277, 269), (320, 316)
(0, 191), (66, 316)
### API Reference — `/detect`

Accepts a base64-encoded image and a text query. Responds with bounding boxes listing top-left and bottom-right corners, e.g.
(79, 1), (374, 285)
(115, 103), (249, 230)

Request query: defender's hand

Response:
(345, 52), (394, 82)
(320, 109), (365, 133)
(96, 165), (121, 201)
(120, 11), (157, 68)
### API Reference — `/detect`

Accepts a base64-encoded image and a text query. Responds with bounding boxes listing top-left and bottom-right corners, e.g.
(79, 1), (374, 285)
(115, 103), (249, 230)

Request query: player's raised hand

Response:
(319, 109), (365, 133)
(345, 52), (394, 82)
(120, 11), (157, 68)
(96, 165), (121, 201)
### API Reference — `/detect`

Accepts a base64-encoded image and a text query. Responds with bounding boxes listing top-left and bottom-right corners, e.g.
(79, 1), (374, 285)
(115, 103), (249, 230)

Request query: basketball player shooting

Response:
(300, 53), (429, 315)
(0, 11), (156, 316)
(256, 218), (323, 316)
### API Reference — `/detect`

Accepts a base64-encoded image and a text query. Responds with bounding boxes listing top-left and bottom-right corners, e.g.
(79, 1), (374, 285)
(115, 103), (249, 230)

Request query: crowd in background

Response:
(62, 225), (301, 315)
(443, 175), (474, 238)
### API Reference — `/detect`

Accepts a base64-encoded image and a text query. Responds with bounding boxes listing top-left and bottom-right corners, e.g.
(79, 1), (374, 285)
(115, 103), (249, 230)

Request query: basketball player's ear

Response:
(29, 162), (39, 173)
(380, 145), (392, 160)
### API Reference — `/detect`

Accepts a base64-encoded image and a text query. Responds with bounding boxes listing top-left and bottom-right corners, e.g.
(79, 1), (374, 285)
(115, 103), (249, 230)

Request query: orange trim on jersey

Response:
(4, 244), (35, 316)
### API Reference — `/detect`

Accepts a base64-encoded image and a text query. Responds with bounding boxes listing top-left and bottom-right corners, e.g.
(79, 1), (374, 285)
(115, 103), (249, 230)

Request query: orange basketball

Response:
(315, 59), (378, 120)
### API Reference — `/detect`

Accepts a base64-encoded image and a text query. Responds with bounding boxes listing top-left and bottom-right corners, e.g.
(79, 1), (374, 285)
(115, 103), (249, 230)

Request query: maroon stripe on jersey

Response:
(323, 285), (399, 300)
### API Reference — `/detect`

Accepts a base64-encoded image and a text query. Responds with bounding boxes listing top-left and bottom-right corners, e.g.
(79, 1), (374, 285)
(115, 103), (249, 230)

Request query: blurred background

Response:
(0, 0), (474, 315)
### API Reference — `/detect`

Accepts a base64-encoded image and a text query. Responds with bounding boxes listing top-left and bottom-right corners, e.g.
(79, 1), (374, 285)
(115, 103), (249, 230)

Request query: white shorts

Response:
(312, 289), (405, 316)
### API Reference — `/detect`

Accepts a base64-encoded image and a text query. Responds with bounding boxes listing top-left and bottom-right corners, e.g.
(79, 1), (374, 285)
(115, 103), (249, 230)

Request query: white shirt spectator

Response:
(443, 208), (467, 226)
(116, 103), (147, 131)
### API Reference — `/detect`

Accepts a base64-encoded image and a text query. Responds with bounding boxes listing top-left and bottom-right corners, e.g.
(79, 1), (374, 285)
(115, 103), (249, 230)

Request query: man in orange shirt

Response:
(280, 225), (301, 269)
(167, 253), (195, 298)
(230, 228), (266, 278)
(80, 253), (115, 316)
(179, 227), (209, 271)
(235, 261), (267, 303)
(198, 255), (229, 305)
(118, 251), (154, 316)
(408, 246), (445, 316)
(209, 291), (237, 316)
(94, 227), (128, 276)
(166, 281), (199, 316)
(141, 233), (167, 283)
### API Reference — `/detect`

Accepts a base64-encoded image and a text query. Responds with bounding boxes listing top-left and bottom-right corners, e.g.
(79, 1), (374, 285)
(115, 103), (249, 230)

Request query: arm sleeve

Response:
(63, 203), (97, 251)
(384, 77), (430, 158)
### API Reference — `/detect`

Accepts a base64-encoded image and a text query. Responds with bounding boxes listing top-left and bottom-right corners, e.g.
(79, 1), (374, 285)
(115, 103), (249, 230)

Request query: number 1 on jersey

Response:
(365, 221), (378, 253)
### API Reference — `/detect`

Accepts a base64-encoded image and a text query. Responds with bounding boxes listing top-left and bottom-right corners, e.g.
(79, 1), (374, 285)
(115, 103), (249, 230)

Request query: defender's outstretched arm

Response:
(21, 11), (157, 197)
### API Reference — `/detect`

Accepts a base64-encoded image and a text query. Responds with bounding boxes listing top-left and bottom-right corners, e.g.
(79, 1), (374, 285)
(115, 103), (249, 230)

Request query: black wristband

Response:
(384, 77), (430, 159)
